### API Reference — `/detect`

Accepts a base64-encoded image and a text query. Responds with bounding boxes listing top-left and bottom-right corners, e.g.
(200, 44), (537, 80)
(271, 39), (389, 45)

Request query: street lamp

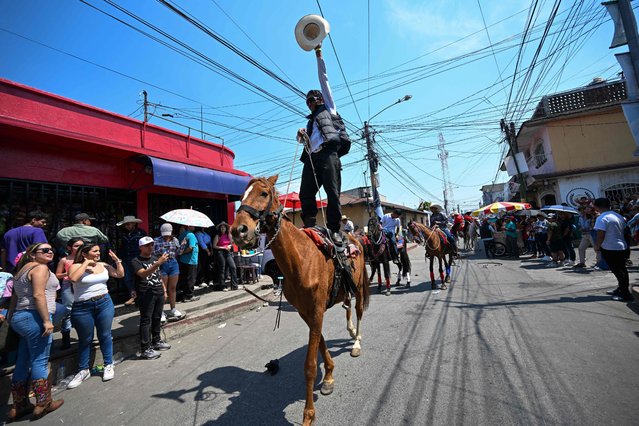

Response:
(364, 95), (412, 213)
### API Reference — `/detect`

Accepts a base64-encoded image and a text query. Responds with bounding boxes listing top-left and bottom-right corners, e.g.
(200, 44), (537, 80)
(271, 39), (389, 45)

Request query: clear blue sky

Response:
(0, 1), (625, 211)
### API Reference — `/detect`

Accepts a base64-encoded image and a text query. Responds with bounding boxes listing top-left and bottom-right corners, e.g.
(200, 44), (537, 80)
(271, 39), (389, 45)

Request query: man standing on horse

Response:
(429, 204), (458, 255)
(297, 43), (345, 245)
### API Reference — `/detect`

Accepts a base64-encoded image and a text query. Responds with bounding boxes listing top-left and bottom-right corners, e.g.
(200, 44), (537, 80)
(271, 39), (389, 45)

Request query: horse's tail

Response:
(361, 268), (370, 311)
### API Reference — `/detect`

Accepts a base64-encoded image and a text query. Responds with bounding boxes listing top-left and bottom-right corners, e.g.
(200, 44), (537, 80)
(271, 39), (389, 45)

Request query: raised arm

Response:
(316, 46), (336, 113)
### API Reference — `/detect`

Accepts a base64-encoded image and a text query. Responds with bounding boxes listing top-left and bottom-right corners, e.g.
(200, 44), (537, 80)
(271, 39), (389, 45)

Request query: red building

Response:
(0, 78), (251, 244)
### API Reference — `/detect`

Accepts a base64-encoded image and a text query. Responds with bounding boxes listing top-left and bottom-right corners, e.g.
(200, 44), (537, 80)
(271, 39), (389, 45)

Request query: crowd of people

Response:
(0, 211), (247, 421)
(478, 198), (636, 302)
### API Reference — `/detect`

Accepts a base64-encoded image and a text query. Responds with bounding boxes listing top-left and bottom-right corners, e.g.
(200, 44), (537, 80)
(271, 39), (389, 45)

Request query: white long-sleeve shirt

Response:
(309, 56), (337, 153)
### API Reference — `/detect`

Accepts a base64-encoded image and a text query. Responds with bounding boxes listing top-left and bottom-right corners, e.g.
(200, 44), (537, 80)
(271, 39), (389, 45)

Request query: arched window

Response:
(533, 141), (547, 168)
(541, 193), (556, 207)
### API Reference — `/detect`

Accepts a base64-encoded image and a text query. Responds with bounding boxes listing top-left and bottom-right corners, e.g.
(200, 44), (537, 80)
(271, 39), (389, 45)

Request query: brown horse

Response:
(407, 221), (454, 290)
(231, 176), (370, 426)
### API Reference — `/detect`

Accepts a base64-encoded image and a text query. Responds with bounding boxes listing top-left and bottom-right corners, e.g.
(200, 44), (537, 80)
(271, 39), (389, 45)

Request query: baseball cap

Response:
(160, 223), (173, 236)
(139, 236), (155, 246)
(75, 213), (96, 221)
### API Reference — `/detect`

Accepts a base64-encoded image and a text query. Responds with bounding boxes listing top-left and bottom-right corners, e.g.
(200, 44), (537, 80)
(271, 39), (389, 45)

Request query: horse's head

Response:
(231, 175), (282, 249)
(367, 216), (382, 239)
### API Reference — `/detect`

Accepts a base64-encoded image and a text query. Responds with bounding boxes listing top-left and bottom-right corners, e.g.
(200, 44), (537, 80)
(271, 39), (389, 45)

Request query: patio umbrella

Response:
(471, 201), (531, 217)
(160, 209), (214, 228)
(278, 192), (327, 224)
(540, 205), (580, 215)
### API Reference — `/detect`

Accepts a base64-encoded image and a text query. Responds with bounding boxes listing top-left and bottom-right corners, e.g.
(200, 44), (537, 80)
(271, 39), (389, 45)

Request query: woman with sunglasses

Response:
(66, 244), (123, 389)
(54, 237), (84, 350)
(7, 243), (64, 421)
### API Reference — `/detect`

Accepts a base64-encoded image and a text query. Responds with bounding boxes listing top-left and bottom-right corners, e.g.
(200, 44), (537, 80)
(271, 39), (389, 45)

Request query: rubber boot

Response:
(7, 380), (34, 422)
(61, 331), (71, 350)
(31, 378), (64, 420)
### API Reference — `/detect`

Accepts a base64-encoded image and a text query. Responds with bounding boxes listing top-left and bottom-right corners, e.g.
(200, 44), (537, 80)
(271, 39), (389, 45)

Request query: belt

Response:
(80, 293), (108, 303)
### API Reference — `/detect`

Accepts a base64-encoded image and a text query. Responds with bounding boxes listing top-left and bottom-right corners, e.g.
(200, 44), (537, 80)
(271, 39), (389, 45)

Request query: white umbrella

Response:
(160, 209), (214, 228)
(540, 205), (580, 215)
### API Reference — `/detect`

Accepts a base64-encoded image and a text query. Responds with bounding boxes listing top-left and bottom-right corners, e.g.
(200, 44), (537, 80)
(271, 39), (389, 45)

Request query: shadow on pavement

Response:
(440, 294), (612, 309)
(151, 339), (354, 425)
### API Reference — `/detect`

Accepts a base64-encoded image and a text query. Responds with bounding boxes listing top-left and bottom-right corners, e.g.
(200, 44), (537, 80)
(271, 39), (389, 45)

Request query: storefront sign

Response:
(566, 187), (595, 208)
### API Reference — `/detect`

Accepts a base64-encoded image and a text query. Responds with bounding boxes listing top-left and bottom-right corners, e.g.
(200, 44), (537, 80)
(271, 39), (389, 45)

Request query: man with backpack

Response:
(297, 43), (350, 246)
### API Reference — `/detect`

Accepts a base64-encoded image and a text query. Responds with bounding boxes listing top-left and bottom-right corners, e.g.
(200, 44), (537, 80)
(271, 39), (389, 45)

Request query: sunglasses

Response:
(306, 97), (319, 105)
(35, 247), (54, 254)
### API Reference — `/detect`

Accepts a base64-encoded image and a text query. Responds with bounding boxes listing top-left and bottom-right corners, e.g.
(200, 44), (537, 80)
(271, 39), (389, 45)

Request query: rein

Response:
(237, 185), (284, 250)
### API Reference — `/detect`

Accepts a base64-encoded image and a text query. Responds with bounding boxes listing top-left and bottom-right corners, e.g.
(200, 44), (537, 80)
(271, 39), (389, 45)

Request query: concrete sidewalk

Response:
(0, 275), (277, 405)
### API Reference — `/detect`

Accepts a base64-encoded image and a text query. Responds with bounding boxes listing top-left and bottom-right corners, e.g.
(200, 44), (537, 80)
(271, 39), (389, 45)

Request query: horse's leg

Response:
(369, 261), (376, 282)
(376, 263), (383, 293)
(350, 272), (366, 357)
(429, 256), (436, 290)
(445, 254), (452, 283)
(438, 256), (446, 290)
(301, 318), (323, 426)
(395, 260), (402, 286)
(345, 305), (356, 339)
(318, 334), (335, 395)
(383, 260), (391, 296)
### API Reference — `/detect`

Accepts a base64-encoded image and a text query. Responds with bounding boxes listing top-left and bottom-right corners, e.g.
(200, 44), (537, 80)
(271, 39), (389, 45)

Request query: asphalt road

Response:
(19, 246), (639, 426)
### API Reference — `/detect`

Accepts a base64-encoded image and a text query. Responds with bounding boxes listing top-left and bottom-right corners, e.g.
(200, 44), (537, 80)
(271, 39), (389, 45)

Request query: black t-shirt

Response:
(131, 255), (164, 295)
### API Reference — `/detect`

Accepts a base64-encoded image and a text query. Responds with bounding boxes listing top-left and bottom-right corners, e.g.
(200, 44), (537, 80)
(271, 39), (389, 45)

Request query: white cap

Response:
(160, 223), (173, 236)
(139, 236), (155, 246)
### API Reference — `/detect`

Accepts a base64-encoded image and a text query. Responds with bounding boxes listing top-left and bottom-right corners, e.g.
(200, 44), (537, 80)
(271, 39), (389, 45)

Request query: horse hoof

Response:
(385, 290), (391, 296)
(320, 380), (334, 395)
(350, 347), (361, 357)
(445, 276), (451, 283)
(406, 282), (411, 288)
(441, 283), (447, 290)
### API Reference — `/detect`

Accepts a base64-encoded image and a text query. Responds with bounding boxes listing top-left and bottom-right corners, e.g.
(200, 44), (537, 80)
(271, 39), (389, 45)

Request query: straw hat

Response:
(295, 15), (330, 51)
(116, 215), (143, 226)
(429, 204), (443, 211)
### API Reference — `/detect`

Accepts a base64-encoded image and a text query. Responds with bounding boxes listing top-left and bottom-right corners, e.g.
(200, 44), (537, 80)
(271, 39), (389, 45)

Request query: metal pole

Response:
(618, 0), (639, 99)
(365, 121), (381, 212)
(142, 90), (148, 123)
(501, 119), (527, 202)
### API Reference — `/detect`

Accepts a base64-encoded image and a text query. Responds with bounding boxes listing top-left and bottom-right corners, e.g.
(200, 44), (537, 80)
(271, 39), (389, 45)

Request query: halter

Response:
(236, 183), (284, 249)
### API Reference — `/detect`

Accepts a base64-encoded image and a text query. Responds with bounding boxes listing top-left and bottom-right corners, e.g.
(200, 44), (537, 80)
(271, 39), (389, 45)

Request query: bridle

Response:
(236, 182), (284, 249)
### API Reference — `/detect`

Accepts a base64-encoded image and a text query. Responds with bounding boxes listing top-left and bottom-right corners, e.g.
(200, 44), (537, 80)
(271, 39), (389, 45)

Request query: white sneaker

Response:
(542, 256), (552, 262)
(67, 369), (91, 389)
(161, 312), (167, 324)
(167, 308), (184, 319)
(194, 285), (202, 290)
(200, 282), (208, 288)
(102, 364), (114, 382)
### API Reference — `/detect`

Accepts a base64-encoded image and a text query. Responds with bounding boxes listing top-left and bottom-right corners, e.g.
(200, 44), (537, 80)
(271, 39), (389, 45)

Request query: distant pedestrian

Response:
(479, 218), (496, 258)
(177, 225), (199, 302)
(545, 214), (565, 267)
(116, 216), (146, 306)
(56, 213), (108, 248)
(341, 215), (354, 235)
(504, 216), (518, 258)
(213, 222), (238, 291)
(195, 227), (213, 287)
(153, 224), (184, 321)
(53, 237), (85, 350)
(3, 210), (49, 273)
(133, 236), (171, 360)
(575, 206), (600, 268)
(534, 214), (551, 260)
(66, 244), (123, 389)
(593, 198), (632, 301)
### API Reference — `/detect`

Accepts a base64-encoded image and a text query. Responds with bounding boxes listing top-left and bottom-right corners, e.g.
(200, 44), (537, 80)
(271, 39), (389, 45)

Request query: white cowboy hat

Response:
(295, 14), (330, 51)
(116, 215), (143, 226)
(429, 204), (443, 211)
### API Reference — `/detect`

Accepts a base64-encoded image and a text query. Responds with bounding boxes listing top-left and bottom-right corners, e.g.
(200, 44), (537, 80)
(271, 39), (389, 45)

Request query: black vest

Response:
(300, 105), (341, 164)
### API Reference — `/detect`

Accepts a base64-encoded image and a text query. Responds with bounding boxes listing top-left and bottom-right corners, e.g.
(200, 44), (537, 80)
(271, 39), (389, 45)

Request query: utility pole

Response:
(438, 132), (454, 214)
(617, 0), (639, 95)
(501, 119), (527, 202)
(364, 121), (381, 212)
(142, 90), (148, 123)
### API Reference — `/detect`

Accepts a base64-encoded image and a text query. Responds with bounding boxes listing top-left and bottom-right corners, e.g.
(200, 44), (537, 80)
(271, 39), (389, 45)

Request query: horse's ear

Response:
(267, 175), (279, 186)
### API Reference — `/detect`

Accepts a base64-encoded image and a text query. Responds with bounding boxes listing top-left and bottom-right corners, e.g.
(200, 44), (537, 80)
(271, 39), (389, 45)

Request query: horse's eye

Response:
(260, 191), (268, 197)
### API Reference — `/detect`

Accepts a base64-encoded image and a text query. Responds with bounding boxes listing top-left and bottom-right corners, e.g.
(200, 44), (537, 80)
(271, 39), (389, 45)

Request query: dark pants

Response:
(384, 231), (398, 260)
(536, 233), (551, 256)
(562, 239), (576, 261)
(215, 250), (238, 288)
(482, 239), (494, 258)
(506, 235), (518, 257)
(138, 291), (164, 351)
(601, 248), (631, 298)
(178, 262), (197, 299)
(300, 149), (342, 232)
(197, 249), (212, 284)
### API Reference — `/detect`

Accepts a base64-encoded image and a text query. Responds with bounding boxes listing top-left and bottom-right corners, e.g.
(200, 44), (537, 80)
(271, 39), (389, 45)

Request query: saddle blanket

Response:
(302, 228), (360, 258)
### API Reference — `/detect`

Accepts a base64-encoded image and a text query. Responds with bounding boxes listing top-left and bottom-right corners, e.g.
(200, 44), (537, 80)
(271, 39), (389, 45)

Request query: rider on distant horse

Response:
(376, 206), (402, 263)
(451, 211), (464, 237)
(429, 204), (457, 254)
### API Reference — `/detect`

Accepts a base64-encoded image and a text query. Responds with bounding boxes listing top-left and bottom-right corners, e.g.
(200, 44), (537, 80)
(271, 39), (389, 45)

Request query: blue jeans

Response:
(71, 294), (115, 370)
(160, 258), (179, 277)
(54, 283), (74, 333)
(10, 310), (52, 382)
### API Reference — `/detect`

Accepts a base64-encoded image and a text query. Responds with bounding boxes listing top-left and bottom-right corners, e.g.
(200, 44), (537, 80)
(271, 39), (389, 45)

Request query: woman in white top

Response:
(66, 244), (123, 389)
